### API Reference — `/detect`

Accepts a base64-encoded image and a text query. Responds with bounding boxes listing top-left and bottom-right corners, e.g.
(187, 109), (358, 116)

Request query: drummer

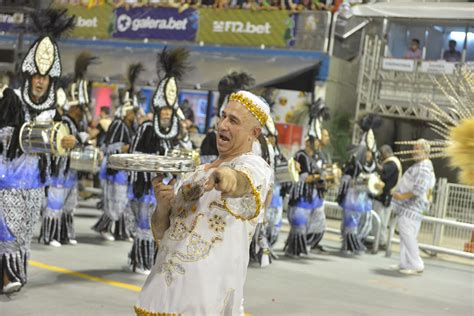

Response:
(127, 47), (190, 275)
(135, 90), (272, 315)
(0, 9), (76, 294)
(39, 51), (96, 247)
(92, 63), (144, 242)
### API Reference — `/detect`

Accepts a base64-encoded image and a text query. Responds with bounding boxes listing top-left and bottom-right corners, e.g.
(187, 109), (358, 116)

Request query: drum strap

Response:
(384, 156), (403, 194)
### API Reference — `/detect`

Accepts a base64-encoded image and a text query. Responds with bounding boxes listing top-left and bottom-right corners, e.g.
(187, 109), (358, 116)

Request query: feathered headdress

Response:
(68, 51), (97, 108)
(152, 47), (191, 140)
(395, 67), (473, 184)
(20, 9), (75, 112)
(358, 113), (383, 153)
(307, 98), (330, 141)
(217, 71), (255, 115)
(116, 62), (144, 118)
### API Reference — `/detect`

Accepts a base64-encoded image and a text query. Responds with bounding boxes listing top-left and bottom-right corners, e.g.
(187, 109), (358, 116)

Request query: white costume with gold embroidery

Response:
(135, 153), (272, 315)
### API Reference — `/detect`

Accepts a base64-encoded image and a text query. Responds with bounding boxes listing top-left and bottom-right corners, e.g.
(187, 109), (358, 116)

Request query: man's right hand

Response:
(152, 177), (176, 213)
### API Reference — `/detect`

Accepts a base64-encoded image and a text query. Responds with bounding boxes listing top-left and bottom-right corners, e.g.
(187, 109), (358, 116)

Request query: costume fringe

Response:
(129, 230), (157, 271)
(60, 212), (75, 243)
(284, 230), (308, 257)
(0, 249), (28, 290)
(92, 213), (132, 240)
(38, 210), (62, 244)
(306, 232), (324, 249)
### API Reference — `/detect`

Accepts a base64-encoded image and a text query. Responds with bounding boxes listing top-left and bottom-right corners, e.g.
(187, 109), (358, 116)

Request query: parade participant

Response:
(39, 51), (96, 247)
(284, 99), (330, 256)
(337, 114), (382, 255)
(249, 112), (274, 267)
(135, 90), (272, 315)
(0, 9), (76, 293)
(200, 71), (255, 164)
(128, 47), (190, 275)
(370, 145), (402, 249)
(392, 139), (435, 275)
(92, 63), (143, 241)
(284, 137), (321, 257)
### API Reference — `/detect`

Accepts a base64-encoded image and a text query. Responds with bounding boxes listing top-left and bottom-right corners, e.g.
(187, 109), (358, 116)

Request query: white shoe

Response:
(135, 268), (151, 275)
(3, 281), (22, 294)
(68, 239), (78, 245)
(389, 264), (401, 271)
(399, 268), (423, 275)
(126, 237), (134, 243)
(101, 232), (115, 241)
(49, 240), (62, 247)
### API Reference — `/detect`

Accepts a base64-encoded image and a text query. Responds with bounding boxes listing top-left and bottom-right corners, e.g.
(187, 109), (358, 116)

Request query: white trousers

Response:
(398, 215), (424, 270)
(372, 200), (392, 246)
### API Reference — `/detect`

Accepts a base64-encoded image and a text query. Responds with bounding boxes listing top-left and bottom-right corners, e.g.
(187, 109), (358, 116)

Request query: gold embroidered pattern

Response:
(168, 213), (203, 241)
(134, 305), (181, 316)
(157, 258), (185, 286)
(221, 171), (262, 221)
(229, 92), (268, 126)
(173, 232), (222, 262)
(208, 214), (226, 233)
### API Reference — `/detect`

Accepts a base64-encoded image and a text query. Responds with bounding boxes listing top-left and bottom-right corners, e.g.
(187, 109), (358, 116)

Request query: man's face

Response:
(125, 109), (136, 123)
(159, 107), (173, 129)
(413, 143), (426, 161)
(217, 100), (257, 156)
(71, 105), (84, 121)
(449, 41), (456, 51)
(365, 150), (373, 163)
(321, 129), (330, 147)
(31, 74), (50, 100)
(411, 41), (419, 51)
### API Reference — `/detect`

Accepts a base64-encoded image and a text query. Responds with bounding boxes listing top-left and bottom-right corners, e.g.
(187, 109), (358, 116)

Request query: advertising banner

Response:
(0, 13), (24, 33)
(57, 4), (113, 39)
(112, 7), (198, 41)
(197, 9), (293, 47)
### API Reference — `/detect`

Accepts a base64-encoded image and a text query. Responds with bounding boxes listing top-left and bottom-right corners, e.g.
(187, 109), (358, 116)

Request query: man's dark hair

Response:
(412, 38), (420, 45)
(100, 106), (110, 115)
(449, 39), (457, 46)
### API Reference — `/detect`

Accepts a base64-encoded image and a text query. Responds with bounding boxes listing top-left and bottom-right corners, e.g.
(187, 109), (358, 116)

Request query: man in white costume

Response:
(135, 91), (272, 315)
(392, 139), (435, 275)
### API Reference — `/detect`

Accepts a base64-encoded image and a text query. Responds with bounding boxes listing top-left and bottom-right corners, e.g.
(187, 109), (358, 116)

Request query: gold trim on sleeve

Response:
(222, 171), (262, 221)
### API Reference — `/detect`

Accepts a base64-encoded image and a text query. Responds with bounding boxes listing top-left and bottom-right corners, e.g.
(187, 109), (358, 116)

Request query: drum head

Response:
(367, 173), (382, 196)
(108, 153), (195, 173)
(52, 122), (70, 156)
(288, 158), (300, 182)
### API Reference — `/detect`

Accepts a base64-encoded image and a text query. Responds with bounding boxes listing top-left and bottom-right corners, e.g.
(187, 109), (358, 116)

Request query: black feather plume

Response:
(127, 62), (144, 92)
(309, 98), (330, 121)
(74, 51), (98, 80)
(358, 113), (383, 132)
(27, 9), (76, 39)
(157, 47), (191, 81)
(217, 71), (255, 110)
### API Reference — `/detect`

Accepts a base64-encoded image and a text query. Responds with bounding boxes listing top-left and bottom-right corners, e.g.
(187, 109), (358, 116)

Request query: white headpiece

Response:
(228, 90), (270, 126)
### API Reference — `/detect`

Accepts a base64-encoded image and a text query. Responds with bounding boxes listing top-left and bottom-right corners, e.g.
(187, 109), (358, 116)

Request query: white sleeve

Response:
(221, 154), (272, 221)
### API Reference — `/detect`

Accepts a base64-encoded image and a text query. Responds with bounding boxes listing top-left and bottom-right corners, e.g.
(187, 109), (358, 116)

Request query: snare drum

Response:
(275, 158), (299, 183)
(107, 153), (195, 174)
(20, 121), (70, 156)
(70, 147), (101, 173)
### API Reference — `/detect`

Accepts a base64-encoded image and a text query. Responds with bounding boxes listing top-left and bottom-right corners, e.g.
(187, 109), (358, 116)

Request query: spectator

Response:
(180, 99), (195, 124)
(404, 38), (423, 60)
(443, 40), (462, 62)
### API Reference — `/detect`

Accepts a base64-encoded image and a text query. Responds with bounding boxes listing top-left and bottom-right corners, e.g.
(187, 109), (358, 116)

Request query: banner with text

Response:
(0, 12), (24, 32)
(197, 9), (293, 48)
(112, 7), (198, 41)
(56, 4), (113, 39)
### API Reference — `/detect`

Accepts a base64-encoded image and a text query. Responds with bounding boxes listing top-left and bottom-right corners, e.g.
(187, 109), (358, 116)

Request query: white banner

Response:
(419, 61), (456, 74)
(381, 58), (415, 72)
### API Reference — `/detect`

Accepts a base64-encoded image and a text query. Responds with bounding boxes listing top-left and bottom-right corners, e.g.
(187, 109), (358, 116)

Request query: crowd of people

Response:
(53, 0), (341, 12)
(0, 7), (441, 315)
